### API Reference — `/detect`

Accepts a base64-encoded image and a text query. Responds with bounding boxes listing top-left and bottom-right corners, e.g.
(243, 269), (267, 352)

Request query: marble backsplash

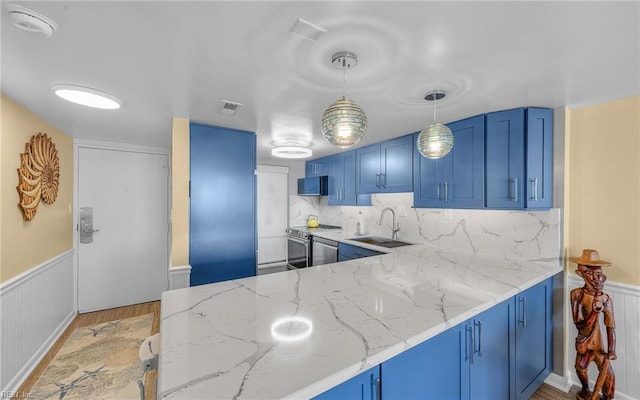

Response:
(290, 193), (561, 261)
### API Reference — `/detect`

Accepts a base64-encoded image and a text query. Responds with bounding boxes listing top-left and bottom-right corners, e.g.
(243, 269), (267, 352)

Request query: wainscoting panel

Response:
(0, 250), (75, 393)
(567, 274), (640, 400)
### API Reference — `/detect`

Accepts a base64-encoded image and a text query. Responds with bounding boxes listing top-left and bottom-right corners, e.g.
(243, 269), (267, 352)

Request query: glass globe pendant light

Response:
(321, 52), (367, 148)
(416, 90), (454, 159)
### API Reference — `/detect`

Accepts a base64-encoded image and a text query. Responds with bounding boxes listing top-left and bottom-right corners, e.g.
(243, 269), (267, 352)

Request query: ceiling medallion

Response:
(416, 90), (454, 159)
(321, 51), (367, 148)
(17, 133), (60, 221)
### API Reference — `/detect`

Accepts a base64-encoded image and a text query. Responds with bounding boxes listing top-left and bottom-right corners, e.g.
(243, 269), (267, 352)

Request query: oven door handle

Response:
(288, 236), (309, 246)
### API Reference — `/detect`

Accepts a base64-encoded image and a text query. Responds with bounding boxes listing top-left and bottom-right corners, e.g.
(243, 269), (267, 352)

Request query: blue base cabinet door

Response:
(414, 115), (485, 208)
(468, 299), (513, 400)
(312, 366), (380, 400)
(381, 324), (464, 400)
(513, 277), (553, 399)
(189, 123), (257, 286)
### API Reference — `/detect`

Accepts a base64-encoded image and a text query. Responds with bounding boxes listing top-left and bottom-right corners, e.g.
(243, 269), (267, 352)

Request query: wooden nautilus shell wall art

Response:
(16, 133), (60, 221)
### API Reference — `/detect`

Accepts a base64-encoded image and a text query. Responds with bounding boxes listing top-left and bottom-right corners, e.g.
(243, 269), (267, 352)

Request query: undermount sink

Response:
(348, 236), (413, 248)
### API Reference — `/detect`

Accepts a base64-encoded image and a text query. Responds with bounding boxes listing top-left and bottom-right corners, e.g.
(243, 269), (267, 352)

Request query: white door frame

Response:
(73, 139), (171, 312)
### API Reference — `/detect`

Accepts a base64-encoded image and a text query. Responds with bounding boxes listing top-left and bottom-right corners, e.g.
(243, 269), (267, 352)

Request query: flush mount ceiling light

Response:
(321, 51), (367, 148)
(51, 84), (122, 109)
(416, 90), (454, 159)
(271, 140), (312, 159)
(6, 4), (58, 38)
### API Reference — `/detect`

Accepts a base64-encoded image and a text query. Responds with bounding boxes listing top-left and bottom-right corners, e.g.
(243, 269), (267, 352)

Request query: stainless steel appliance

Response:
(286, 225), (341, 270)
(286, 228), (310, 270)
(312, 236), (338, 266)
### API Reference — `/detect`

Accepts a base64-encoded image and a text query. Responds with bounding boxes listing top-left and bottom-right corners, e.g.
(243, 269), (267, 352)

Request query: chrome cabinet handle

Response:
(519, 297), (527, 326)
(436, 183), (441, 202)
(376, 174), (380, 188)
(475, 320), (483, 357)
(511, 178), (519, 202)
(444, 181), (449, 203)
(529, 177), (539, 202)
(375, 377), (381, 400)
(466, 324), (474, 364)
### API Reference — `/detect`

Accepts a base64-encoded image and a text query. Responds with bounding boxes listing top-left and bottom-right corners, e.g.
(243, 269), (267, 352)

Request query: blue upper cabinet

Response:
(189, 123), (256, 286)
(486, 108), (553, 209)
(328, 151), (372, 206)
(356, 134), (414, 193)
(306, 158), (329, 177)
(525, 108), (553, 209)
(486, 108), (526, 209)
(414, 115), (485, 208)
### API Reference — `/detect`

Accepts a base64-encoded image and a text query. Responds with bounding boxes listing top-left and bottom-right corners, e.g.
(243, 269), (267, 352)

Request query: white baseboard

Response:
(169, 265), (191, 290)
(544, 372), (573, 392)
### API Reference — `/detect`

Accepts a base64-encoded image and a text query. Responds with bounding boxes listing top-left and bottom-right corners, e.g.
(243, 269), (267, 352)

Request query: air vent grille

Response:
(220, 100), (243, 116)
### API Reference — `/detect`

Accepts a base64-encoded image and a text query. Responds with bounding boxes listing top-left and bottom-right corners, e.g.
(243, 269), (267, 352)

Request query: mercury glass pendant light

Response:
(416, 90), (454, 159)
(321, 51), (367, 148)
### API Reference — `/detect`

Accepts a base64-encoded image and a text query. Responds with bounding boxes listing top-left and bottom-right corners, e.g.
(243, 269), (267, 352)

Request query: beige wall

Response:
(171, 117), (190, 267)
(566, 95), (640, 286)
(1, 94), (74, 283)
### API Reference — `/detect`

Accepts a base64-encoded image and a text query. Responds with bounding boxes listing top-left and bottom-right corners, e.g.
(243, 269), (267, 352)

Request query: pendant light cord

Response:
(342, 58), (347, 99)
(433, 92), (437, 123)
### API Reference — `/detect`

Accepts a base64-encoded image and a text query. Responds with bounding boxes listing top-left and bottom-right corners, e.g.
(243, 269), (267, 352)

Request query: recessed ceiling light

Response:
(51, 84), (122, 109)
(271, 146), (313, 159)
(6, 4), (58, 38)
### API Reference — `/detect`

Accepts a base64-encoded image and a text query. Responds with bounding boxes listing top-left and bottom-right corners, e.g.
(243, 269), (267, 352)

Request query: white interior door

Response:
(77, 147), (169, 313)
(257, 165), (288, 267)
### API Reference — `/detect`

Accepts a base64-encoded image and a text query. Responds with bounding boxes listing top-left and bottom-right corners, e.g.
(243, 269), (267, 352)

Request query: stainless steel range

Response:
(286, 224), (341, 270)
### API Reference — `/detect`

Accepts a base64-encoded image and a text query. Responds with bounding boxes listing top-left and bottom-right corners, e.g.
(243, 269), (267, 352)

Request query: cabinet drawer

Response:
(338, 243), (383, 260)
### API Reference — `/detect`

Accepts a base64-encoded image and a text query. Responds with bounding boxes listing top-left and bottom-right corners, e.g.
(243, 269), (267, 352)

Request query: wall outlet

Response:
(397, 205), (408, 217)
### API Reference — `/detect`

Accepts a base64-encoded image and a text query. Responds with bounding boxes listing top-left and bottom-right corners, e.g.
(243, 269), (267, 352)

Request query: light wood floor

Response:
(531, 383), (580, 399)
(16, 300), (577, 400)
(14, 301), (160, 400)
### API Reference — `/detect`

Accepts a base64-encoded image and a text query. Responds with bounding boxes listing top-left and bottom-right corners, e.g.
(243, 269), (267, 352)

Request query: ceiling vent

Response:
(6, 4), (58, 38)
(290, 18), (326, 41)
(220, 100), (243, 116)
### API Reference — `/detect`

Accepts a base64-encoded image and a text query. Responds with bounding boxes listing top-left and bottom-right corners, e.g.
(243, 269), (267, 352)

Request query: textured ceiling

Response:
(2, 1), (638, 161)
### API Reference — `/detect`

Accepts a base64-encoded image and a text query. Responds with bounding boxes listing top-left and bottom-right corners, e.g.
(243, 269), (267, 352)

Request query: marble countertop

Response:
(158, 233), (562, 400)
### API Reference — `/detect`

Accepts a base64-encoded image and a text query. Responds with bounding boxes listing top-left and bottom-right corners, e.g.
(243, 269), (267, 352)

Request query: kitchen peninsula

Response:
(158, 230), (562, 400)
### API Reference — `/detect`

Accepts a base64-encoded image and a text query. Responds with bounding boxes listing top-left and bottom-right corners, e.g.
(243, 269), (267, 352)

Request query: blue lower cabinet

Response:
(380, 300), (511, 400)
(468, 299), (513, 400)
(382, 324), (464, 400)
(312, 279), (553, 400)
(513, 277), (553, 399)
(312, 366), (380, 400)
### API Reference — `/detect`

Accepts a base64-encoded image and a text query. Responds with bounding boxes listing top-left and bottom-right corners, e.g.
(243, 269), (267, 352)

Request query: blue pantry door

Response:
(189, 123), (257, 286)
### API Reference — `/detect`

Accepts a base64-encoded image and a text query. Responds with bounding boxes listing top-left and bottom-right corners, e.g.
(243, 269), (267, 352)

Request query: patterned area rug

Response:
(29, 313), (153, 400)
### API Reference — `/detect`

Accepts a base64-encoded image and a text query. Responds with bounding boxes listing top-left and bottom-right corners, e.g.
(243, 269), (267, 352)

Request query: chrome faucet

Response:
(378, 207), (400, 240)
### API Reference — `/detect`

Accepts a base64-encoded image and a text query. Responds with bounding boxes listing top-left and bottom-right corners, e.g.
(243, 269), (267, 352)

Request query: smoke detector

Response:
(6, 4), (58, 38)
